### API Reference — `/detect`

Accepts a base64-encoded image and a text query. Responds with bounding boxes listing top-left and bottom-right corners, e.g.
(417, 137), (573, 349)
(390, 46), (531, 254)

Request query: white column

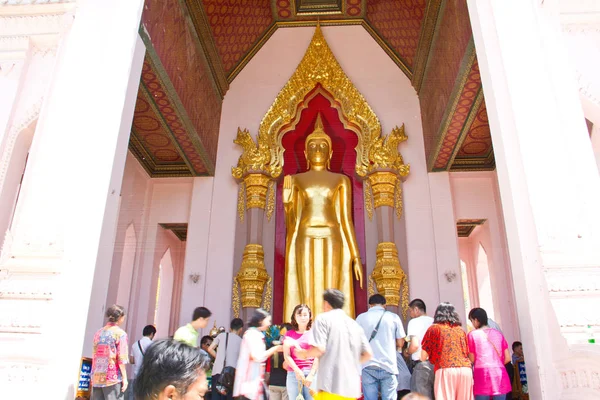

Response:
(428, 172), (466, 323)
(0, 0), (145, 398)
(180, 176), (214, 327)
(467, 0), (600, 398)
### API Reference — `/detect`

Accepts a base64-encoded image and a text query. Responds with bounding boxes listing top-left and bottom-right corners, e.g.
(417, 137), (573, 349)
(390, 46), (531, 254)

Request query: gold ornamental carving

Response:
(371, 242), (410, 318)
(234, 244), (271, 309)
(232, 128), (272, 179)
(257, 25), (382, 178)
(367, 125), (410, 176)
(369, 172), (397, 209)
(244, 174), (271, 209)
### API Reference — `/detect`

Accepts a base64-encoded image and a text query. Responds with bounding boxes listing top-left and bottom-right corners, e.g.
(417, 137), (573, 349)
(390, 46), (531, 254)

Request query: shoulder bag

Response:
(216, 333), (236, 395)
(369, 311), (388, 342)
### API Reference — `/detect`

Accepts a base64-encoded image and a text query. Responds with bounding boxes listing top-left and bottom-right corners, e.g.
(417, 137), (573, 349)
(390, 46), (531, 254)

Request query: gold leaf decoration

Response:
(395, 183), (403, 220)
(364, 179), (373, 221)
(266, 180), (276, 222)
(237, 182), (245, 223)
(231, 128), (272, 179)
(262, 275), (272, 312)
(367, 125), (410, 176)
(232, 276), (241, 318)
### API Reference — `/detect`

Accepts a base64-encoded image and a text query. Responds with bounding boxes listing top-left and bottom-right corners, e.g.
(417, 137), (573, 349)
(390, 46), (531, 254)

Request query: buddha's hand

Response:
(283, 175), (293, 204)
(353, 257), (363, 288)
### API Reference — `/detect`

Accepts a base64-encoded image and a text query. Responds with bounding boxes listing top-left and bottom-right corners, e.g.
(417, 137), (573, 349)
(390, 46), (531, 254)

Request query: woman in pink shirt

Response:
(283, 304), (319, 400)
(467, 308), (511, 400)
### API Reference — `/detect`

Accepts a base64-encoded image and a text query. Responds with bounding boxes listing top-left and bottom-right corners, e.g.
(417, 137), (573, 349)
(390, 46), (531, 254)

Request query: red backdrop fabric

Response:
(273, 88), (368, 323)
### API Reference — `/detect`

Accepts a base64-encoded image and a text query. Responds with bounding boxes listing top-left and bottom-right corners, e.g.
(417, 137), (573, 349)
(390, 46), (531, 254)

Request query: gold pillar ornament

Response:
(236, 244), (270, 308)
(371, 242), (410, 318)
(244, 173), (271, 210)
(364, 125), (410, 219)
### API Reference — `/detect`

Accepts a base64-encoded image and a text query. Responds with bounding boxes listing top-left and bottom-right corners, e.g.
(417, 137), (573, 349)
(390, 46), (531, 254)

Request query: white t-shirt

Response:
(212, 331), (242, 375)
(406, 315), (433, 361)
(131, 336), (153, 378)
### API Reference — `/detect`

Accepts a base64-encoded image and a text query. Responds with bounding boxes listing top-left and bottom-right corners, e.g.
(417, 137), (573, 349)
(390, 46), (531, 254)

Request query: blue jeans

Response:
(475, 396), (505, 400)
(362, 366), (397, 400)
(286, 370), (316, 400)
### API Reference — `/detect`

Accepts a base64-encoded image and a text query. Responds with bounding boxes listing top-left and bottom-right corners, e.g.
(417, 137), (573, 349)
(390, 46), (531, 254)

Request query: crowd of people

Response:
(89, 292), (528, 400)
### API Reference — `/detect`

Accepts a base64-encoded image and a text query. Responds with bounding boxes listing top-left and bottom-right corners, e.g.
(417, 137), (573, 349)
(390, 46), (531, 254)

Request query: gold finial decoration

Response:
(209, 321), (219, 338)
(232, 276), (241, 318)
(258, 25), (382, 178)
(367, 125), (410, 176)
(231, 128), (273, 179)
(372, 242), (410, 318)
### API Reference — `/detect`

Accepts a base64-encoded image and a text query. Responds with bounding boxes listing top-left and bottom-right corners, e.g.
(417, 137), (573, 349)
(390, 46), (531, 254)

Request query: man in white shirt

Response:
(207, 318), (244, 400)
(356, 294), (405, 400)
(406, 299), (434, 398)
(128, 325), (156, 400)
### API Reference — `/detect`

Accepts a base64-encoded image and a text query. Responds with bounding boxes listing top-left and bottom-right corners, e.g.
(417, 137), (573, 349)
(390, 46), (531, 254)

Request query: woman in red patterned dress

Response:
(421, 302), (474, 400)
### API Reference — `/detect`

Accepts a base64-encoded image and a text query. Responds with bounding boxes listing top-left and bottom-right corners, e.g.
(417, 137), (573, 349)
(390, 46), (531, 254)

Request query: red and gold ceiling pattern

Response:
(136, 0), (495, 177)
(131, 87), (183, 164)
(366, 0), (426, 69)
(432, 57), (481, 170)
(458, 101), (491, 157)
(202, 0), (274, 74)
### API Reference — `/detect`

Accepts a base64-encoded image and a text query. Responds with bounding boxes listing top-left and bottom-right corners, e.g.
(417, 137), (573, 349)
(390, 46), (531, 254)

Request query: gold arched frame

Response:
(258, 25), (381, 178)
(276, 85), (363, 157)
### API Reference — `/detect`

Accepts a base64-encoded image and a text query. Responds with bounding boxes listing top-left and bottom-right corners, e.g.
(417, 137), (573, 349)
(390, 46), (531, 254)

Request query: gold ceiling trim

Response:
(412, 0), (444, 93)
(183, 0), (230, 98)
(258, 25), (382, 178)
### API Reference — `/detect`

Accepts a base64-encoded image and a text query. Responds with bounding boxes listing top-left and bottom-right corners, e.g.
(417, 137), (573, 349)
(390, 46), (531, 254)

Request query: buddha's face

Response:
(306, 138), (331, 166)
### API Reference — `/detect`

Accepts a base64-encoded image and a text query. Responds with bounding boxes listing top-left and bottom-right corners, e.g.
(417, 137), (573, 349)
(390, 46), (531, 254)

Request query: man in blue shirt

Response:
(356, 294), (406, 400)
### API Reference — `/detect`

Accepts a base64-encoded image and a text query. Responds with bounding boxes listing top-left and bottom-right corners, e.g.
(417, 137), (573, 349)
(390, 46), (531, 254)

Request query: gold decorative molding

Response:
(258, 25), (382, 178)
(266, 180), (276, 222)
(236, 244), (271, 308)
(364, 179), (373, 220)
(244, 174), (271, 210)
(372, 242), (409, 318)
(368, 171), (397, 209)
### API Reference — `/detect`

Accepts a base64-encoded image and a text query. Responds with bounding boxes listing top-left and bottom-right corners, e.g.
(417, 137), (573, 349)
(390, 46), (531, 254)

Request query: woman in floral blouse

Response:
(421, 302), (473, 400)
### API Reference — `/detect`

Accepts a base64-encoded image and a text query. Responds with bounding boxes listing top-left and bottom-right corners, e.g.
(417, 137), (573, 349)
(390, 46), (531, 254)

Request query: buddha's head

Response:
(305, 114), (332, 169)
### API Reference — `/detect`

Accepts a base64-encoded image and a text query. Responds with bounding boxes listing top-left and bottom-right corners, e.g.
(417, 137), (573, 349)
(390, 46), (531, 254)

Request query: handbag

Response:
(216, 333), (237, 395)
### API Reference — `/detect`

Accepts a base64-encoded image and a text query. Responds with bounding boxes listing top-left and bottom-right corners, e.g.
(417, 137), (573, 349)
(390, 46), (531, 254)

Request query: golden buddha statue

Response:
(282, 115), (363, 318)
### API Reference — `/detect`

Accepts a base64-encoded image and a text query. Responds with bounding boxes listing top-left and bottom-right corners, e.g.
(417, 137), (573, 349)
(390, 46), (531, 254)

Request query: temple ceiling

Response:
(129, 0), (494, 177)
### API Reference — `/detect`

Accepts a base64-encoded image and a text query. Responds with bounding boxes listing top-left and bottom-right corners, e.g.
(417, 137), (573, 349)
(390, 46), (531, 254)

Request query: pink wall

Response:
(450, 171), (519, 344)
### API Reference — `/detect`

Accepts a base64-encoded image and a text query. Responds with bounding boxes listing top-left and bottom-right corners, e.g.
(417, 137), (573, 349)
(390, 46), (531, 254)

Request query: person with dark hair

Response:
(356, 294), (405, 400)
(467, 308), (511, 400)
(174, 306), (212, 348)
(283, 304), (319, 400)
(233, 309), (282, 400)
(421, 302), (473, 400)
(208, 318), (244, 400)
(406, 298), (434, 398)
(268, 323), (294, 400)
(128, 325), (156, 400)
(291, 289), (372, 400)
(133, 339), (211, 399)
(511, 342), (528, 396)
(201, 336), (214, 353)
(91, 304), (129, 400)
